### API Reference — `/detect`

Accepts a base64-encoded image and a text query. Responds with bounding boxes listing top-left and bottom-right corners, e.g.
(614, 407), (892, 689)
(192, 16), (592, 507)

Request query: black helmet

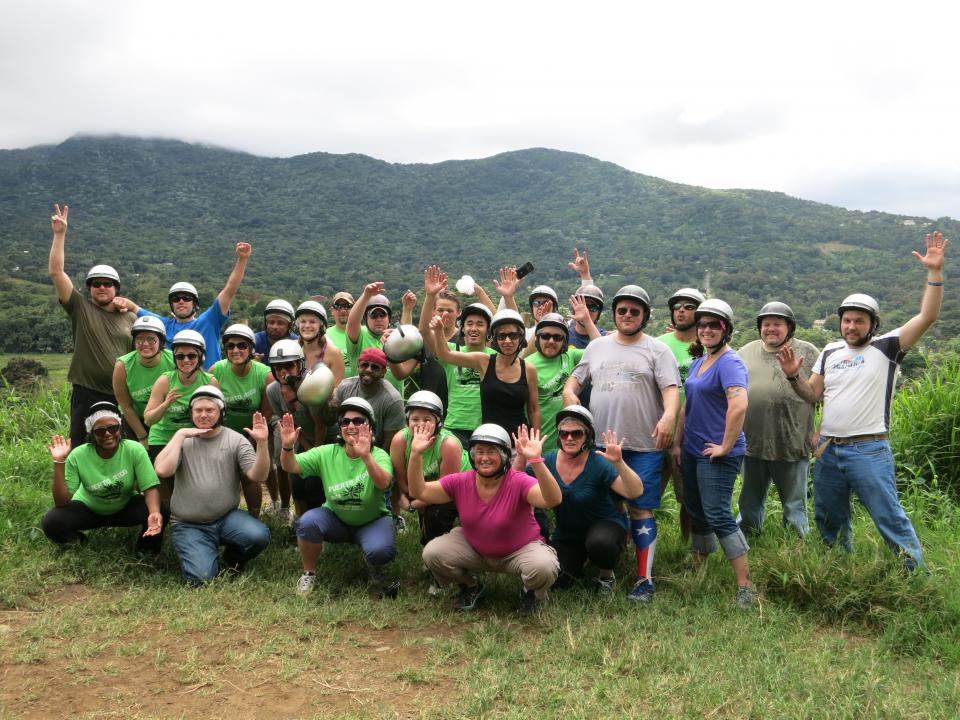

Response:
(756, 301), (796, 339)
(576, 284), (604, 313)
(611, 285), (652, 330)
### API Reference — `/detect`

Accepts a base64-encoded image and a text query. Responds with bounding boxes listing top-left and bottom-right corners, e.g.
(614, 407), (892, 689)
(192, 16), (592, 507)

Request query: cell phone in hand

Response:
(516, 262), (534, 280)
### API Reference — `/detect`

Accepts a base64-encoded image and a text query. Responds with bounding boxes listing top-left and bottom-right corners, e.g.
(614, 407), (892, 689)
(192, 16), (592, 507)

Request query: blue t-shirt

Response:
(682, 350), (747, 457)
(138, 297), (229, 367)
(566, 321), (606, 350)
(540, 451), (625, 541)
(253, 330), (298, 358)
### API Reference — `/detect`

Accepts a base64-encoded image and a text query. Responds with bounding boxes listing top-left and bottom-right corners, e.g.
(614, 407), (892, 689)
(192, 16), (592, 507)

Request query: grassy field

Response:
(1, 384), (958, 719)
(0, 353), (72, 388)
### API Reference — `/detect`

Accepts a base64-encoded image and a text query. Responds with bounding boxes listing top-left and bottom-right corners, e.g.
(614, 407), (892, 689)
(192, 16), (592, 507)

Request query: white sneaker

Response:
(296, 572), (317, 596)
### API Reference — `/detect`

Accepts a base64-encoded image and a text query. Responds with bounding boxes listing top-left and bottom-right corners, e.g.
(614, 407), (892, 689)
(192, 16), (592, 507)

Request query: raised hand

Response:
(409, 423), (434, 455)
(345, 423), (373, 456)
(363, 281), (386, 298)
(143, 512), (164, 537)
(424, 265), (448, 295)
(164, 388), (182, 407)
(244, 412), (269, 444)
(495, 265), (519, 298)
(913, 231), (948, 272)
(51, 204), (69, 236)
(402, 290), (417, 311)
(429, 315), (446, 335)
(776, 346), (803, 377)
(235, 242), (252, 259)
(279, 413), (301, 448)
(569, 294), (590, 324)
(48, 435), (71, 463)
(568, 247), (590, 278)
(513, 424), (543, 460)
(596, 430), (624, 463)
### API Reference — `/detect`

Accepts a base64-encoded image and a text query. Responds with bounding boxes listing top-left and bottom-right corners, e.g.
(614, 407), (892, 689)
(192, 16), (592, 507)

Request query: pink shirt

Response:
(439, 469), (542, 557)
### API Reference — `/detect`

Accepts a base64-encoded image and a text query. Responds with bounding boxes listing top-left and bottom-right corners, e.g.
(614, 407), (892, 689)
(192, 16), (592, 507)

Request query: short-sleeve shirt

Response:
(543, 451), (624, 541)
(740, 339), (818, 460)
(439, 469), (541, 557)
(682, 350), (748, 457)
(119, 349), (175, 420)
(138, 297), (229, 367)
(567, 322), (606, 350)
(571, 334), (680, 451)
(212, 359), (271, 434)
(440, 343), (496, 431)
(528, 349), (584, 451)
(814, 330), (905, 437)
(65, 440), (160, 515)
(62, 288), (135, 394)
(325, 327), (352, 378)
(656, 332), (695, 399)
(295, 444), (392, 526)
(333, 377), (405, 449)
(147, 369), (215, 446)
(170, 427), (257, 524)
(253, 330), (298, 359)
(345, 326), (404, 393)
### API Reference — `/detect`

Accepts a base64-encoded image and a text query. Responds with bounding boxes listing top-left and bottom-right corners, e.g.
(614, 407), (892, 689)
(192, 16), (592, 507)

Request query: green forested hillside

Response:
(1, 135), (956, 352)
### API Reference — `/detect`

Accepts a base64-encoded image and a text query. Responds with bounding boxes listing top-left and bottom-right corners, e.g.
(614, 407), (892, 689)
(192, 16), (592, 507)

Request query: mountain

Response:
(0, 135), (956, 353)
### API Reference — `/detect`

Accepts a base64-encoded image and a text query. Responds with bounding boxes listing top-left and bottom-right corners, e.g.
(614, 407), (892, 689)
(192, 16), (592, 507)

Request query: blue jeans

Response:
(681, 450), (749, 559)
(738, 456), (810, 536)
(813, 439), (922, 568)
(171, 510), (271, 585)
(297, 508), (397, 567)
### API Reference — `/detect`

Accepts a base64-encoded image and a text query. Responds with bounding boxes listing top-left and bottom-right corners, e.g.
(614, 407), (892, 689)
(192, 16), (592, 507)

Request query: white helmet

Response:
(168, 282), (199, 303)
(222, 323), (256, 345)
(528, 285), (559, 312)
(85, 265), (120, 286)
(189, 384), (226, 426)
(295, 300), (328, 323)
(268, 338), (305, 364)
(131, 315), (166, 343)
(490, 309), (527, 353)
(405, 390), (444, 430)
(838, 293), (880, 336)
(339, 396), (376, 424)
(467, 423), (512, 471)
(297, 362), (335, 406)
(383, 324), (424, 362)
(264, 299), (295, 324)
(171, 329), (206, 351)
(667, 288), (706, 310)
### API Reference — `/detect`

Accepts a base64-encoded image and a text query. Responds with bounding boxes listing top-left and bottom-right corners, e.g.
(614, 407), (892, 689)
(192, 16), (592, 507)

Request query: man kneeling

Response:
(154, 385), (271, 585)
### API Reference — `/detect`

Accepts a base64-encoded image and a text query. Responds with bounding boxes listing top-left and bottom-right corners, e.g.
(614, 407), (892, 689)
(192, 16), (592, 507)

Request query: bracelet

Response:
(927, 281), (944, 286)
(785, 374), (799, 382)
(528, 457), (546, 465)
(53, 460), (66, 465)
(281, 446), (295, 452)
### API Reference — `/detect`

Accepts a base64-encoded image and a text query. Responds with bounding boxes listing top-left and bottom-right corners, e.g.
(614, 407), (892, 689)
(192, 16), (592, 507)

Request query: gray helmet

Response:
(612, 285), (652, 330)
(168, 281), (199, 305)
(264, 299), (296, 324)
(756, 301), (796, 338)
(405, 390), (444, 432)
(576, 284), (605, 312)
(295, 300), (328, 324)
(838, 293), (880, 334)
(131, 315), (166, 343)
(528, 285), (559, 313)
(364, 294), (393, 320)
(85, 264), (120, 286)
(555, 405), (596, 451)
(171, 329), (206, 352)
(468, 423), (512, 471)
(221, 323), (256, 346)
(695, 298), (735, 344)
(189, 384), (226, 426)
(534, 312), (569, 354)
(339, 396), (376, 424)
(667, 287), (706, 310)
(383, 324), (424, 362)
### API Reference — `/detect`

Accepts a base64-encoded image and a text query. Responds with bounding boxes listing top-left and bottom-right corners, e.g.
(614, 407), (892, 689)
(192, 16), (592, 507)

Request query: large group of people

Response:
(41, 201), (948, 612)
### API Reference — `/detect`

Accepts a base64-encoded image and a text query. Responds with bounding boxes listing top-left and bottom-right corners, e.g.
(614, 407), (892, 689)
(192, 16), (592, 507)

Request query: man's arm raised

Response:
(215, 242), (252, 315)
(899, 231), (948, 351)
(48, 204), (73, 303)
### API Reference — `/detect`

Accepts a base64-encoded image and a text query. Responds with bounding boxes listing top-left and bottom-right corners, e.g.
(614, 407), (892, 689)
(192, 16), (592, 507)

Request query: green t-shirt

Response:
(326, 326), (353, 378)
(656, 331), (694, 401)
(147, 369), (214, 446)
(441, 343), (496, 431)
(401, 427), (470, 480)
(211, 359), (271, 434)
(295, 444), (393, 526)
(119, 349), (175, 420)
(528, 348), (584, 451)
(63, 288), (136, 394)
(346, 326), (404, 394)
(65, 440), (160, 515)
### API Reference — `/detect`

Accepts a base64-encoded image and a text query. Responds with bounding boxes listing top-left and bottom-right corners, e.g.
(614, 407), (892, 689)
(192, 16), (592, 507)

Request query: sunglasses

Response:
(225, 341), (250, 351)
(134, 336), (160, 346)
(339, 416), (369, 427)
(673, 303), (698, 312)
(174, 352), (200, 361)
(332, 302), (353, 310)
(92, 423), (122, 437)
(358, 361), (385, 371)
(538, 333), (565, 343)
(697, 320), (725, 331)
(495, 331), (523, 342)
(558, 428), (585, 440)
(616, 306), (643, 317)
(586, 304), (602, 313)
(367, 309), (389, 319)
(531, 298), (553, 308)
(170, 294), (195, 303)
(89, 280), (116, 289)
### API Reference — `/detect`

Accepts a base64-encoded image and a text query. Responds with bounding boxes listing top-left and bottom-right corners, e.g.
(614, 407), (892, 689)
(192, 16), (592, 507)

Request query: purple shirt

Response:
(439, 468), (541, 557)
(682, 350), (748, 457)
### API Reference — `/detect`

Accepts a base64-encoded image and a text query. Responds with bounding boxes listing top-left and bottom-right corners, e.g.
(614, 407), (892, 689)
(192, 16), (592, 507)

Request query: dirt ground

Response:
(0, 586), (462, 719)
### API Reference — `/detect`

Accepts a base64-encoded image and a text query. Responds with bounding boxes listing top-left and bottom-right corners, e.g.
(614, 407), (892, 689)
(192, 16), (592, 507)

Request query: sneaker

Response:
(379, 580), (401, 599)
(453, 583), (486, 611)
(296, 572), (318, 596)
(591, 573), (616, 594)
(275, 507), (291, 524)
(427, 582), (444, 597)
(627, 577), (655, 603)
(394, 514), (407, 532)
(736, 585), (756, 609)
(516, 588), (540, 616)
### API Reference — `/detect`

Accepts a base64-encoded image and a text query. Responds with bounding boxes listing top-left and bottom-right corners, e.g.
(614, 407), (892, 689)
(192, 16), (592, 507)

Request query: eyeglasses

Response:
(92, 423), (122, 437)
(134, 336), (160, 346)
(531, 298), (552, 308)
(616, 307), (643, 317)
(332, 302), (353, 310)
(225, 341), (250, 351)
(673, 303), (698, 312)
(358, 361), (385, 371)
(89, 280), (116, 289)
(174, 352), (200, 361)
(558, 428), (585, 440)
(697, 320), (725, 331)
(495, 331), (523, 342)
(538, 333), (565, 343)
(339, 416), (369, 427)
(367, 309), (389, 319)
(586, 304), (602, 313)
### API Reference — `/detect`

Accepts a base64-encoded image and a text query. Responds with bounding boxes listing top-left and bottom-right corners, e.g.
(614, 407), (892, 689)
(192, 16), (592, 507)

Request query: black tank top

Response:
(480, 355), (528, 440)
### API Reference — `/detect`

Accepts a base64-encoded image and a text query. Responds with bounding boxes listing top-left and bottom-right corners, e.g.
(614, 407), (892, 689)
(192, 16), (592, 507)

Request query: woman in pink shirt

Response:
(408, 423), (561, 615)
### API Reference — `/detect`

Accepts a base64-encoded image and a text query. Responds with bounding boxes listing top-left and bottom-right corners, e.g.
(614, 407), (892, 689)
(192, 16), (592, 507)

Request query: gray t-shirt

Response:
(333, 377), (405, 449)
(170, 428), (257, 524)
(571, 333), (680, 451)
(739, 339), (819, 461)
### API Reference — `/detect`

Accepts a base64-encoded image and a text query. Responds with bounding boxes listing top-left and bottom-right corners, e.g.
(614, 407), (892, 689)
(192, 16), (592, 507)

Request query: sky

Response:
(2, 1), (958, 219)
